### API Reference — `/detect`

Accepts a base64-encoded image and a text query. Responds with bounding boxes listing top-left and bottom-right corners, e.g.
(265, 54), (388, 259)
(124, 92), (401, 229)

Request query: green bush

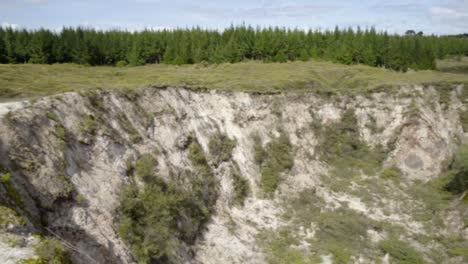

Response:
(256, 132), (294, 194)
(4, 111), (14, 126)
(382, 167), (401, 179)
(257, 228), (318, 264)
(461, 110), (468, 132)
(188, 137), (218, 206)
(208, 134), (236, 166)
(116, 60), (128, 67)
(117, 135), (218, 263)
(46, 112), (60, 123)
(443, 145), (468, 195)
(232, 173), (250, 205)
(282, 190), (382, 260)
(0, 205), (26, 226)
(252, 134), (266, 166)
(33, 238), (72, 264)
(1, 172), (24, 208)
(18, 258), (47, 264)
(56, 125), (66, 140)
(379, 238), (425, 264)
(79, 115), (98, 135)
(118, 175), (214, 262)
(316, 109), (386, 186)
(118, 181), (183, 263)
(135, 154), (157, 181)
(75, 194), (85, 204)
(117, 114), (141, 143)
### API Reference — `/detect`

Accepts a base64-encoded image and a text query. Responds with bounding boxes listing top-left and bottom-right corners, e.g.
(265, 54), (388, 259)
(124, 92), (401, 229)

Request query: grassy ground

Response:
(1, 59), (468, 100)
(436, 56), (468, 74)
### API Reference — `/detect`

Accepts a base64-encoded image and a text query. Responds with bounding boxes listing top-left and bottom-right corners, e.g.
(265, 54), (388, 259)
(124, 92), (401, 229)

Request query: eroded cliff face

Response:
(0, 86), (467, 264)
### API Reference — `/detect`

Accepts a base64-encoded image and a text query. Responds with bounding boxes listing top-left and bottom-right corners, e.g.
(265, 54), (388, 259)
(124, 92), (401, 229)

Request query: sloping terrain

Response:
(0, 84), (466, 264)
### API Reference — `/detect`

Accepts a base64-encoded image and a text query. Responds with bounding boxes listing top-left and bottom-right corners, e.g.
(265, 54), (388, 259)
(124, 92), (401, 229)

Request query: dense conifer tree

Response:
(0, 25), (467, 71)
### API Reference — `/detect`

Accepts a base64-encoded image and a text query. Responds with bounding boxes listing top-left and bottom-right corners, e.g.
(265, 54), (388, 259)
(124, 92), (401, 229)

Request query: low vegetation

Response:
(1, 59), (468, 100)
(0, 205), (25, 227)
(231, 172), (250, 206)
(257, 228), (320, 264)
(382, 167), (402, 180)
(187, 137), (218, 207)
(208, 134), (236, 166)
(78, 115), (98, 135)
(117, 135), (218, 263)
(1, 172), (24, 208)
(254, 131), (294, 195)
(461, 110), (468, 132)
(445, 145), (468, 195)
(20, 237), (72, 264)
(379, 238), (425, 264)
(46, 112), (66, 141)
(316, 109), (386, 192)
(117, 114), (142, 143)
(259, 190), (394, 263)
(134, 154), (157, 181)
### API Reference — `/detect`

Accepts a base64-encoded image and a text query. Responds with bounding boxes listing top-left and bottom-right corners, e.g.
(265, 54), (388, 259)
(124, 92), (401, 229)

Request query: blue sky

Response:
(1, 0), (467, 35)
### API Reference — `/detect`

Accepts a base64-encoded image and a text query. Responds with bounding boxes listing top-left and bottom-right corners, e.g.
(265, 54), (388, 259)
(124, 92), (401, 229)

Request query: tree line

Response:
(1, 25), (467, 71)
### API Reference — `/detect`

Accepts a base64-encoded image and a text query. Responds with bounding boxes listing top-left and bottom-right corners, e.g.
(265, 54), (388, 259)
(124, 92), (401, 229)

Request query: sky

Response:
(0, 0), (467, 35)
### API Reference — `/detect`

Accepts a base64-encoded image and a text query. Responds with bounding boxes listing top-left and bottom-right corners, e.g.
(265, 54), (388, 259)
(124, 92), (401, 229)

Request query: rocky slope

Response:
(0, 85), (467, 264)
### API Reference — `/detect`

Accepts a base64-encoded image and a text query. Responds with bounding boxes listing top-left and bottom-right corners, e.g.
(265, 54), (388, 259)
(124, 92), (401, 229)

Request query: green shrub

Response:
(18, 258), (47, 264)
(282, 190), (383, 260)
(135, 154), (157, 181)
(209, 134), (236, 166)
(188, 137), (218, 206)
(117, 114), (142, 143)
(4, 111), (13, 126)
(75, 194), (85, 204)
(443, 145), (468, 195)
(56, 125), (66, 140)
(116, 60), (128, 67)
(256, 131), (294, 194)
(330, 246), (351, 264)
(0, 205), (26, 226)
(257, 228), (319, 264)
(379, 238), (425, 264)
(382, 167), (402, 179)
(232, 173), (250, 205)
(1, 172), (24, 208)
(79, 115), (98, 135)
(316, 109), (386, 186)
(33, 238), (72, 264)
(118, 178), (215, 262)
(46, 112), (60, 123)
(252, 134), (266, 166)
(118, 135), (218, 263)
(437, 85), (453, 110)
(118, 181), (183, 263)
(461, 110), (468, 132)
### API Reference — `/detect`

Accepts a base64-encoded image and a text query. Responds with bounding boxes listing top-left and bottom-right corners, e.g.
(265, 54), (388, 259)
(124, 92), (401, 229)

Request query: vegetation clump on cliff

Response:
(208, 134), (236, 166)
(117, 136), (218, 263)
(253, 131), (294, 195)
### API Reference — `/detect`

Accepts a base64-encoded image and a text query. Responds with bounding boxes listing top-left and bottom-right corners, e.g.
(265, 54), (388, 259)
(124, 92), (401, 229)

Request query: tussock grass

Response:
(1, 60), (468, 100)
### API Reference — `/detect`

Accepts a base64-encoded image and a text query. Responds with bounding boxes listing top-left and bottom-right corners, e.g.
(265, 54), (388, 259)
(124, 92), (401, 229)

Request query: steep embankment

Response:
(0, 86), (467, 264)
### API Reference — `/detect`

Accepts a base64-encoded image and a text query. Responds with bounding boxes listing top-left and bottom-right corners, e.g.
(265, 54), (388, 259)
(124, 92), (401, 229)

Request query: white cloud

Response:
(80, 20), (174, 32)
(2, 22), (20, 29)
(431, 2), (468, 34)
(187, 3), (340, 19)
(24, 0), (48, 3)
(431, 7), (468, 18)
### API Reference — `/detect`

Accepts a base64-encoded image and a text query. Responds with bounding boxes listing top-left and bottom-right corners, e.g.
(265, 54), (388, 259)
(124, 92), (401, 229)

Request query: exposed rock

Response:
(0, 85), (466, 263)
